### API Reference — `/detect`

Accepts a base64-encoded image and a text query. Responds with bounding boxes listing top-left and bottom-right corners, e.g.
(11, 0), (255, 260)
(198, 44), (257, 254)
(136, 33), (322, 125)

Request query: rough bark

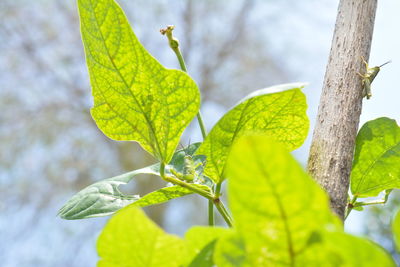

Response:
(307, 0), (377, 220)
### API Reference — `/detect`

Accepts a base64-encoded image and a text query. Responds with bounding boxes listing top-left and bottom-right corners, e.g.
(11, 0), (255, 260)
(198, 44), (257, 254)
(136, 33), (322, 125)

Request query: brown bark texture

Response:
(308, 0), (377, 220)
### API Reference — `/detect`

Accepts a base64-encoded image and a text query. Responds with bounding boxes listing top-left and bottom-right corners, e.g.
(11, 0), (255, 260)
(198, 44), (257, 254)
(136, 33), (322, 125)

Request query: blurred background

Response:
(1, 0), (399, 266)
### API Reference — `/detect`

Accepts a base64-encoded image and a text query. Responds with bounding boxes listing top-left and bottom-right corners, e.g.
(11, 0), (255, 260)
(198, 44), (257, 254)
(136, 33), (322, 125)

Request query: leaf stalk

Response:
(161, 25), (221, 226)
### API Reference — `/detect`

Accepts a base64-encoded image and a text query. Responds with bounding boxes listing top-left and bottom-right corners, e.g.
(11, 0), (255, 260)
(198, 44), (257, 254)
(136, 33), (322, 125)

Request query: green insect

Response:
(170, 146), (202, 182)
(357, 56), (391, 99)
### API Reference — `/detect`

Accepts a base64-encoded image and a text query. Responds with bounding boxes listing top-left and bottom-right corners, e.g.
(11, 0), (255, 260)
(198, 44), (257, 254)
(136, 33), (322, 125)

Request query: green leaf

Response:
(184, 226), (229, 267)
(58, 166), (157, 220)
(59, 143), (206, 219)
(352, 205), (364, 211)
(132, 185), (194, 207)
(78, 0), (200, 163)
(298, 231), (395, 267)
(222, 135), (339, 266)
(214, 136), (393, 266)
(196, 83), (309, 183)
(97, 206), (184, 267)
(351, 117), (400, 197)
(393, 209), (400, 252)
(214, 231), (248, 267)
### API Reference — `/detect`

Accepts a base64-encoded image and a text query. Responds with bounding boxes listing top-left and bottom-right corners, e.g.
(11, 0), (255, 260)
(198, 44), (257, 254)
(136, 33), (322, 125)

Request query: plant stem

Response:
(215, 182), (222, 197)
(344, 195), (357, 220)
(354, 200), (386, 207)
(352, 189), (392, 207)
(160, 163), (214, 199)
(160, 26), (207, 139)
(196, 112), (207, 140)
(160, 163), (233, 227)
(214, 198), (233, 227)
(208, 200), (214, 226)
(161, 25), (217, 226)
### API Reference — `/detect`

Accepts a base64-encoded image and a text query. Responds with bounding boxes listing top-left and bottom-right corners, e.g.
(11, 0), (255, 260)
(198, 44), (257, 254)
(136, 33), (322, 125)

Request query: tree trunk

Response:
(307, 0), (377, 220)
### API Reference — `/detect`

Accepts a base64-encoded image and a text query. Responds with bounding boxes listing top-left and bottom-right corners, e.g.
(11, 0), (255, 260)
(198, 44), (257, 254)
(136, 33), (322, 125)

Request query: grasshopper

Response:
(170, 143), (203, 183)
(170, 154), (202, 182)
(357, 56), (391, 99)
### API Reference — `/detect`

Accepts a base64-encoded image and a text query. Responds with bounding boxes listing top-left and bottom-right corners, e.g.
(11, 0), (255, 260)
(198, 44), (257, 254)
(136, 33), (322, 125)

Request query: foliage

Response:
(97, 207), (184, 267)
(78, 0), (199, 163)
(97, 137), (395, 266)
(197, 84), (308, 183)
(59, 143), (205, 219)
(347, 118), (400, 217)
(59, 0), (400, 265)
(351, 117), (400, 198)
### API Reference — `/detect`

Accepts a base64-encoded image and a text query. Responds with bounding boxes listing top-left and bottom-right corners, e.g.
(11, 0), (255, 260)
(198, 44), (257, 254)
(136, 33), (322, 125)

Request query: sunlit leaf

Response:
(351, 117), (400, 197)
(213, 136), (394, 266)
(131, 186), (193, 208)
(216, 136), (339, 265)
(298, 231), (395, 267)
(78, 0), (200, 163)
(197, 83), (309, 183)
(214, 231), (248, 267)
(97, 206), (184, 267)
(59, 143), (206, 219)
(184, 226), (229, 267)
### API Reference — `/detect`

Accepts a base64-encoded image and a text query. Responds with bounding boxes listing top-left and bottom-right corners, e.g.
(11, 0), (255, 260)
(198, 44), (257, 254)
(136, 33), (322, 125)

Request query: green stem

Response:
(160, 163), (233, 226)
(161, 25), (217, 226)
(161, 26), (233, 227)
(354, 200), (386, 207)
(215, 182), (222, 197)
(160, 26), (207, 139)
(208, 199), (215, 226)
(160, 163), (214, 199)
(196, 112), (207, 140)
(173, 45), (187, 72)
(214, 198), (233, 227)
(160, 162), (166, 177)
(353, 189), (392, 207)
(344, 195), (358, 220)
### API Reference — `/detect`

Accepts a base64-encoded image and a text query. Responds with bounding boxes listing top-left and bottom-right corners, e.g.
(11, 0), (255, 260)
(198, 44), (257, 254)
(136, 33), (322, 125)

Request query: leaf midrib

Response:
(217, 99), (253, 180)
(251, 140), (296, 267)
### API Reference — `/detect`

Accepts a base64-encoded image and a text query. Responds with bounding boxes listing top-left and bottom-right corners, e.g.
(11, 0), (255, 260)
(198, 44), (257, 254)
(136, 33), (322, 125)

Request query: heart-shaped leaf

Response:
(78, 0), (200, 163)
(196, 83), (309, 183)
(351, 117), (400, 197)
(214, 136), (394, 266)
(220, 135), (339, 266)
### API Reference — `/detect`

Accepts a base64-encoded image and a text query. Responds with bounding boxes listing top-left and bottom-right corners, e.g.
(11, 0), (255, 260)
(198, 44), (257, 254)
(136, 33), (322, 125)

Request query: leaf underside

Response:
(59, 143), (207, 220)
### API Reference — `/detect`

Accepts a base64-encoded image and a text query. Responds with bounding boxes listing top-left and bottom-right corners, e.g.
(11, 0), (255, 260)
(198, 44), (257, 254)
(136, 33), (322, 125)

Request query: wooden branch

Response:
(307, 0), (378, 220)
